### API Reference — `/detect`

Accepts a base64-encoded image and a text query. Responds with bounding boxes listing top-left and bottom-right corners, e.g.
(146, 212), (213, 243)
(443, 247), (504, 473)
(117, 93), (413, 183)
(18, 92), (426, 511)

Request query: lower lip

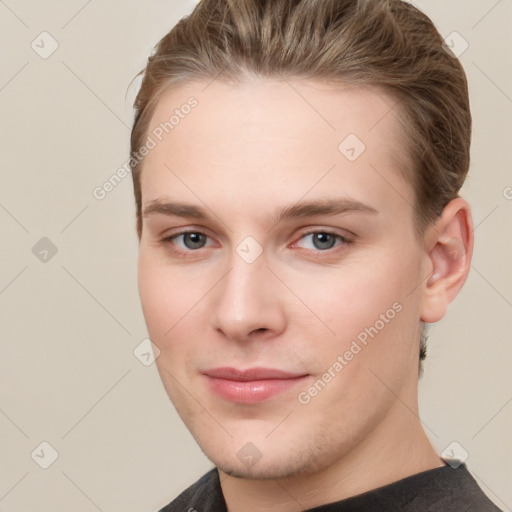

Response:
(205, 376), (309, 403)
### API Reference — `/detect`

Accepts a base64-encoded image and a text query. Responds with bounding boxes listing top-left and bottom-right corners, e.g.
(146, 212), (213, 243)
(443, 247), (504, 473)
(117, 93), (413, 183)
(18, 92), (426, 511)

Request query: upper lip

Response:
(203, 367), (308, 381)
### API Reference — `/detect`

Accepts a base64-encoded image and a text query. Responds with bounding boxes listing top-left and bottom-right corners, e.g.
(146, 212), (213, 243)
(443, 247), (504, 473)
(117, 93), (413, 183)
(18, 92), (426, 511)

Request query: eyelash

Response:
(291, 230), (351, 252)
(160, 229), (352, 257)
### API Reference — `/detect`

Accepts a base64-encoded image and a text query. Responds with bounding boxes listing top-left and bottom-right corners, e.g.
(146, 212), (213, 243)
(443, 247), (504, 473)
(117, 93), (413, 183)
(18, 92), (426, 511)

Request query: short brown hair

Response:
(129, 0), (472, 366)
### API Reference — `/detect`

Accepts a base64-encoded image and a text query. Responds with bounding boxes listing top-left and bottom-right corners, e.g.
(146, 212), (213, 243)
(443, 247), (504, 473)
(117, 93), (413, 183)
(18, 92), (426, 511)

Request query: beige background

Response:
(0, 0), (511, 511)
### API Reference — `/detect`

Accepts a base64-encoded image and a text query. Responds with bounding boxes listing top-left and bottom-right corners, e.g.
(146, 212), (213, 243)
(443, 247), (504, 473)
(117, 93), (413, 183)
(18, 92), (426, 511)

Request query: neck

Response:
(219, 396), (444, 512)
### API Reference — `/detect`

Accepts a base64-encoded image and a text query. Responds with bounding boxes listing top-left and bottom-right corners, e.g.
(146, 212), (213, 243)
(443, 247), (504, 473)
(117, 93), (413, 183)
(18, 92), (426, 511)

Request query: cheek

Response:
(137, 251), (211, 368)
(303, 261), (408, 331)
(302, 255), (420, 370)
(137, 252), (186, 342)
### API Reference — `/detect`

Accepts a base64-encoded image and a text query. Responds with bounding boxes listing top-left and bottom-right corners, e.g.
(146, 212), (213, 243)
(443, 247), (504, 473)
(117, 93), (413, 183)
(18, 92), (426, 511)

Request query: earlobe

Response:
(420, 198), (474, 324)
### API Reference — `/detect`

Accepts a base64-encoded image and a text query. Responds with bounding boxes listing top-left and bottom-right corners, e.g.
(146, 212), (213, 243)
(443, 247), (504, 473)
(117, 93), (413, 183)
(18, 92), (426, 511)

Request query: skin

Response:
(137, 77), (473, 511)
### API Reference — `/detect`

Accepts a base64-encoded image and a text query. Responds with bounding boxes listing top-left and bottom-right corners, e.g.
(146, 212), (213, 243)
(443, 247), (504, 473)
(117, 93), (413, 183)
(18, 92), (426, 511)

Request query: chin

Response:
(214, 458), (308, 480)
(200, 438), (334, 481)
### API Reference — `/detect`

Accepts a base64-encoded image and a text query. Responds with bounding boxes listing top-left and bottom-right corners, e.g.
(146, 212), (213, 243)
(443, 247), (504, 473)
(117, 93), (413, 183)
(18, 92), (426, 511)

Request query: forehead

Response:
(140, 77), (413, 223)
(146, 77), (405, 154)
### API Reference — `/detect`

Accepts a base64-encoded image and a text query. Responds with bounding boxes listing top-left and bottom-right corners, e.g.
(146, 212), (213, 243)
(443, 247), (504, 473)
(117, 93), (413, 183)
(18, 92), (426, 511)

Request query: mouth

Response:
(202, 367), (310, 404)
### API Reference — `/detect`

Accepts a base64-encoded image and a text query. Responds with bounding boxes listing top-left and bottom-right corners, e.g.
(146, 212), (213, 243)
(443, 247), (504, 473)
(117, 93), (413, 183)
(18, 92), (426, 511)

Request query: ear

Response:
(420, 197), (474, 323)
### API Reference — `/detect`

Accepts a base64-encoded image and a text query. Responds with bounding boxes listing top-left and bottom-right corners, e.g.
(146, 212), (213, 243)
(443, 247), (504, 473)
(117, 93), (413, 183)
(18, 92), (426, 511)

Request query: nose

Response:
(210, 253), (287, 343)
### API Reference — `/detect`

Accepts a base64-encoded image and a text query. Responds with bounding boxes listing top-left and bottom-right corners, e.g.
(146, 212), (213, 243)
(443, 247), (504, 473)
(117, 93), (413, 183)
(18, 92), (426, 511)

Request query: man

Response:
(129, 0), (502, 510)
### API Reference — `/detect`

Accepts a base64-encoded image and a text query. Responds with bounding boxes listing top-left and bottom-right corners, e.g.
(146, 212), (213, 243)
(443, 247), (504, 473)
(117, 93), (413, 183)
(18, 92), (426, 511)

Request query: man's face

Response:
(137, 78), (429, 479)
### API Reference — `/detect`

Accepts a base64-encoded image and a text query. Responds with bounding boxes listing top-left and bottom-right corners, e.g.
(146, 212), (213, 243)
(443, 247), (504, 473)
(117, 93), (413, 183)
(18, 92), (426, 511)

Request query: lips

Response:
(203, 367), (309, 403)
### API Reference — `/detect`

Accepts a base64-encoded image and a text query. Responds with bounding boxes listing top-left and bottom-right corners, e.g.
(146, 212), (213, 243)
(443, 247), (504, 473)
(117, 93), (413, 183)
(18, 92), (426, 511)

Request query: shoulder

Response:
(156, 467), (226, 512)
(306, 462), (503, 512)
(398, 463), (503, 512)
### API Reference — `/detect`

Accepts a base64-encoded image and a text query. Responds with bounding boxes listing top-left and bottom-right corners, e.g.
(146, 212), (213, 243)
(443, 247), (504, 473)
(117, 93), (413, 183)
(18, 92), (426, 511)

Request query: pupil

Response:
(313, 233), (335, 250)
(184, 233), (205, 249)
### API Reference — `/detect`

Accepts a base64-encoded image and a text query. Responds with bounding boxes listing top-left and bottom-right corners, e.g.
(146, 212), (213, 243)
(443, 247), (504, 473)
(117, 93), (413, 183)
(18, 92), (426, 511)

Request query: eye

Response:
(295, 231), (348, 251)
(164, 231), (211, 250)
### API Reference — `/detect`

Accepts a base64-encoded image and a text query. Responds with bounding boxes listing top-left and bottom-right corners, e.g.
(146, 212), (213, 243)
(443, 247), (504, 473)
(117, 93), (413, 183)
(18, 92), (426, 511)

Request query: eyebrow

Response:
(142, 198), (378, 223)
(271, 198), (378, 223)
(143, 200), (208, 219)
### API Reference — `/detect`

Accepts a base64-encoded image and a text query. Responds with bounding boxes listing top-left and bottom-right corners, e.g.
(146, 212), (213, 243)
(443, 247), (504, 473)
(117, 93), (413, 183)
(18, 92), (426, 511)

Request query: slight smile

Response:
(203, 367), (310, 404)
